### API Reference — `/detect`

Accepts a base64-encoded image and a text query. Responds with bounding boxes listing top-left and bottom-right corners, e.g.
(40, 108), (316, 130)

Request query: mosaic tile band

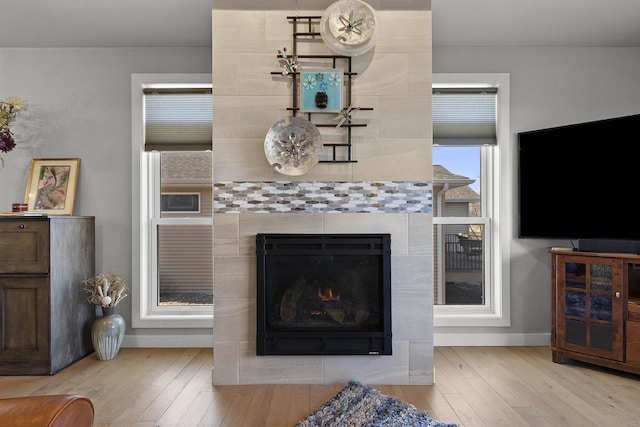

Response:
(213, 181), (433, 213)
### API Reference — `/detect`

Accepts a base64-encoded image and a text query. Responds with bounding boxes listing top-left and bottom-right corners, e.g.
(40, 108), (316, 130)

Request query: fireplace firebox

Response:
(256, 233), (392, 356)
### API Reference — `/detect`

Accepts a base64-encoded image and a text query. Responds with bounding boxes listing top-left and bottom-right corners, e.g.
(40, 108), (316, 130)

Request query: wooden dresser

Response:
(0, 216), (95, 375)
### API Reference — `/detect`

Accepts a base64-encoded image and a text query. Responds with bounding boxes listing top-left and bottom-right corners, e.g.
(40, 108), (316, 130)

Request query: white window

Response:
(432, 73), (511, 327)
(131, 73), (213, 328)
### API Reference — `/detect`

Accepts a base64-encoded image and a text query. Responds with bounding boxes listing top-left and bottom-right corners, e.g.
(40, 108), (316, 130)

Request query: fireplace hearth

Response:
(256, 233), (392, 356)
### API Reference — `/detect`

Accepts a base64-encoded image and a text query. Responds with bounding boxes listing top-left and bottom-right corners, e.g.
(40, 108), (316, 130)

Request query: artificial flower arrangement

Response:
(83, 272), (129, 308)
(0, 96), (28, 156)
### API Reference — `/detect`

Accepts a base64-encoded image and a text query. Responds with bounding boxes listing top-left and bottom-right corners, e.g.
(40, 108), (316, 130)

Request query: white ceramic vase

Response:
(91, 306), (125, 361)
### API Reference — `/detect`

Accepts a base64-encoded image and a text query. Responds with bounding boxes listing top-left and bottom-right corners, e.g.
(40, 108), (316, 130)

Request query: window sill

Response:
(132, 311), (213, 329)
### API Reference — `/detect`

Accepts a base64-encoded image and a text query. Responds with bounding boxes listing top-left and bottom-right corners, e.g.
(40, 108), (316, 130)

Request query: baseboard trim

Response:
(120, 333), (549, 348)
(121, 335), (213, 348)
(434, 333), (550, 347)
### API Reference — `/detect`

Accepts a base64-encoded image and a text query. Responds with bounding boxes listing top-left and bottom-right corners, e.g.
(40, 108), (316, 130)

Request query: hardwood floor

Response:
(1, 346), (640, 426)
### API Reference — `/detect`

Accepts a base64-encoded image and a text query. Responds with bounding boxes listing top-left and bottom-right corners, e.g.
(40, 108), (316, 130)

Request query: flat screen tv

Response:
(517, 113), (640, 249)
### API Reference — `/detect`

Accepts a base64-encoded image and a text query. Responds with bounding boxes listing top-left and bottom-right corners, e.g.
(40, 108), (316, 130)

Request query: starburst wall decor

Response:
(264, 117), (323, 176)
(320, 0), (377, 57)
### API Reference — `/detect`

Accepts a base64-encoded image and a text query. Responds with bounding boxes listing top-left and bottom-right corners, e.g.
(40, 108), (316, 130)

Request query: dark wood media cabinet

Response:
(550, 249), (640, 375)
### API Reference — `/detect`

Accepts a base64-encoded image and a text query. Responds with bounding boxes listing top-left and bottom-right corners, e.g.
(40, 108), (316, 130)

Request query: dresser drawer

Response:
(0, 220), (49, 273)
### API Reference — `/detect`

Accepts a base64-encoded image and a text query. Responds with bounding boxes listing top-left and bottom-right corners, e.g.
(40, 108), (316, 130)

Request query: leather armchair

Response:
(0, 394), (94, 427)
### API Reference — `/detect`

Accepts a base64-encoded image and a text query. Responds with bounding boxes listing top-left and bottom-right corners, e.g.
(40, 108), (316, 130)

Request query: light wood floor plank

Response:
(2, 346), (640, 426)
(285, 384), (315, 426)
(456, 347), (593, 426)
(264, 384), (297, 427)
(495, 348), (633, 426)
(199, 386), (236, 426)
(413, 383), (463, 426)
(158, 351), (214, 426)
(463, 376), (530, 427)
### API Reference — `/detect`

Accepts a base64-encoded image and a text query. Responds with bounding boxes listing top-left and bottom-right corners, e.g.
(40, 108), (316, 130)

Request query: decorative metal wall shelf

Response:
(270, 15), (373, 163)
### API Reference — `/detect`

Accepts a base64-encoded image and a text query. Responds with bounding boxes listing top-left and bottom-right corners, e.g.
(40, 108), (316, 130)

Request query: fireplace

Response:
(256, 233), (392, 356)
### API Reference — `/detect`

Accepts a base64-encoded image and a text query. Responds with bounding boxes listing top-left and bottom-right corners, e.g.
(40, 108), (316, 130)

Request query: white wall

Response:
(4, 7), (632, 352)
(0, 47), (212, 342)
(433, 46), (640, 341)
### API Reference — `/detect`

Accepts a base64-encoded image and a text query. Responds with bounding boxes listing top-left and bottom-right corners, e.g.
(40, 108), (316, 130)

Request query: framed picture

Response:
(24, 158), (80, 216)
(300, 69), (343, 113)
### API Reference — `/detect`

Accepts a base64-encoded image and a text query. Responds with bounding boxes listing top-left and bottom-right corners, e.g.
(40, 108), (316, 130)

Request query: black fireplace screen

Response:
(256, 233), (392, 356)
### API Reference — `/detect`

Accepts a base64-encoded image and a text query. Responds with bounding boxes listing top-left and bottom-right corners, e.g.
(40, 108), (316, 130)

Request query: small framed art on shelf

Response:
(24, 158), (80, 215)
(300, 69), (343, 113)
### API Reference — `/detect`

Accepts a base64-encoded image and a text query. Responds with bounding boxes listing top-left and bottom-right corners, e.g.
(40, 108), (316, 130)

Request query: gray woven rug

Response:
(295, 381), (458, 427)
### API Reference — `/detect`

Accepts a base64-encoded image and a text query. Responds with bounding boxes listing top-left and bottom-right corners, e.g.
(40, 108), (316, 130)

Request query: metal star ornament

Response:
(338, 11), (363, 38)
(277, 47), (300, 76)
(335, 105), (360, 128)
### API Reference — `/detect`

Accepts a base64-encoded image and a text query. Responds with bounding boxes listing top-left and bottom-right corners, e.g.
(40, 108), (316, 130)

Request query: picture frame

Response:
(24, 158), (80, 216)
(300, 69), (343, 113)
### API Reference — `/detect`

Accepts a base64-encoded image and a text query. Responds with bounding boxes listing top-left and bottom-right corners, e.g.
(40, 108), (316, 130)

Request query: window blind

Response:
(144, 88), (212, 151)
(432, 87), (497, 146)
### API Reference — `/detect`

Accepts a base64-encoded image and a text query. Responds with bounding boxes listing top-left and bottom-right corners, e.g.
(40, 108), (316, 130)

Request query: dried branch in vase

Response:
(83, 272), (129, 308)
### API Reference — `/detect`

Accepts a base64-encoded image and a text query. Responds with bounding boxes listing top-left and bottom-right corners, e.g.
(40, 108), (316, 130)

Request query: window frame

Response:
(433, 73), (511, 327)
(131, 73), (213, 328)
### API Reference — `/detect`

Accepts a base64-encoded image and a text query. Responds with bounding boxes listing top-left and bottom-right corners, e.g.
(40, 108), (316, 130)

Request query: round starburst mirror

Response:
(264, 116), (323, 176)
(320, 0), (377, 56)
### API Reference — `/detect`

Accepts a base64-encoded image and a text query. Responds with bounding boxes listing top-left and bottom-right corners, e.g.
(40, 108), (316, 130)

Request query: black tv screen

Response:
(517, 113), (640, 241)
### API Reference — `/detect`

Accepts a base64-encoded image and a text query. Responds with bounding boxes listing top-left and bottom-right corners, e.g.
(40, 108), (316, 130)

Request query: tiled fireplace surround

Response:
(212, 4), (433, 385)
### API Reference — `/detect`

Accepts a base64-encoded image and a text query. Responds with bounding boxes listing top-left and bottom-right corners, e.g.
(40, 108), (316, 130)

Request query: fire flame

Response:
(318, 287), (340, 301)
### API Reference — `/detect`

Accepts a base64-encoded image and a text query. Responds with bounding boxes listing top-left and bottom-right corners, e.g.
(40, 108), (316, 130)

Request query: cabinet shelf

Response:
(271, 15), (374, 163)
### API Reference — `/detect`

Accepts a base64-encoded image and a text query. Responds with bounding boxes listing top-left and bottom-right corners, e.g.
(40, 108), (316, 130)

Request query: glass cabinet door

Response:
(557, 255), (624, 361)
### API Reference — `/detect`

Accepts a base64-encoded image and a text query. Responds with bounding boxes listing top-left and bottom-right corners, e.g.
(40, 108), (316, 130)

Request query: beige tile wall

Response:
(212, 6), (433, 385)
